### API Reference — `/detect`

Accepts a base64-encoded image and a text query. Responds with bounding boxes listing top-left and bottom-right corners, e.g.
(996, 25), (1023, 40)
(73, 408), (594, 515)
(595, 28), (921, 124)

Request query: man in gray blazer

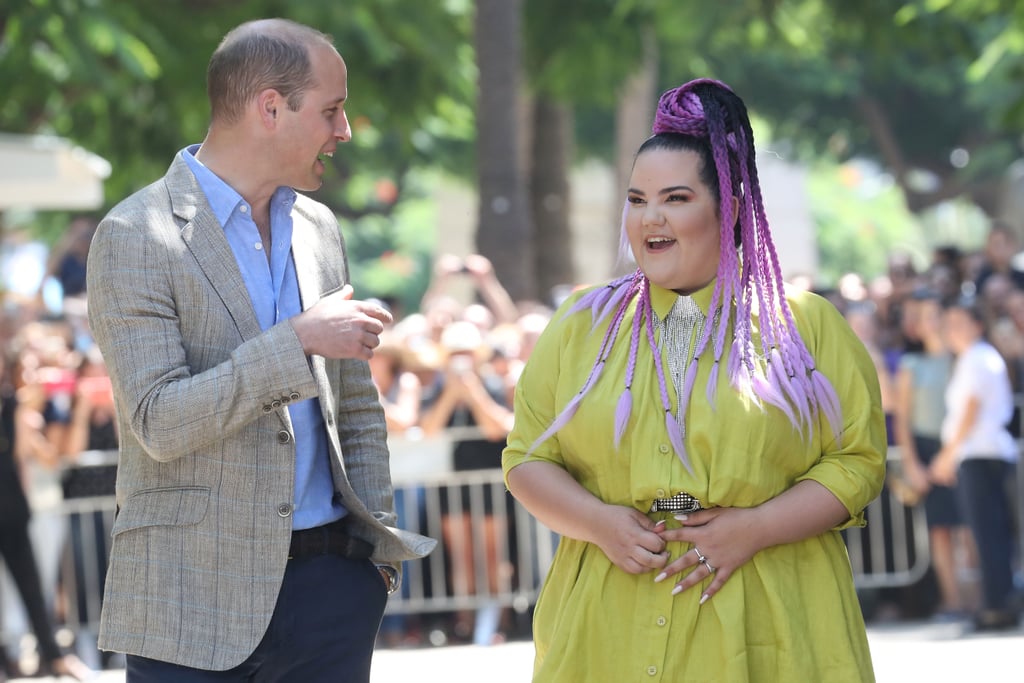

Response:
(86, 18), (435, 682)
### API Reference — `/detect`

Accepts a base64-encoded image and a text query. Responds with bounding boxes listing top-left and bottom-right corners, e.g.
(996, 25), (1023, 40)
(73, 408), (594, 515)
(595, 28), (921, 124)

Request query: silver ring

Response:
(692, 546), (706, 563)
(703, 561), (716, 575)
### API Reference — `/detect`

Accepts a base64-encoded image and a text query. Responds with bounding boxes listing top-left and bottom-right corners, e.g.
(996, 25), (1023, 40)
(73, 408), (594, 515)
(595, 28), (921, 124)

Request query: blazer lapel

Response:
(166, 156), (263, 342)
(165, 155), (290, 429)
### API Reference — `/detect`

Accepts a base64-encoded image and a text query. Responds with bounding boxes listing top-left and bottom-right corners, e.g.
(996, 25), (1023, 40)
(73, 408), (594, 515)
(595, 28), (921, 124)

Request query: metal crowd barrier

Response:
(11, 421), (1024, 644)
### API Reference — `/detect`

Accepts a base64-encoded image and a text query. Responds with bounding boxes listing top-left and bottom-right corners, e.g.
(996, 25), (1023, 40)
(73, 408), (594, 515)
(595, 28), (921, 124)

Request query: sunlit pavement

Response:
(10, 619), (1024, 682)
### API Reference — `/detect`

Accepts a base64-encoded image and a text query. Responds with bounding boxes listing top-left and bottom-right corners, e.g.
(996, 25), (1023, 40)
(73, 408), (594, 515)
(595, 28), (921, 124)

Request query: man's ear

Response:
(256, 89), (281, 128)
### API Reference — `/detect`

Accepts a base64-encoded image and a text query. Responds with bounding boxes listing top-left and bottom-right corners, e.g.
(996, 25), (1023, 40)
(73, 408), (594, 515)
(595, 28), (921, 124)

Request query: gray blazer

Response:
(87, 155), (435, 670)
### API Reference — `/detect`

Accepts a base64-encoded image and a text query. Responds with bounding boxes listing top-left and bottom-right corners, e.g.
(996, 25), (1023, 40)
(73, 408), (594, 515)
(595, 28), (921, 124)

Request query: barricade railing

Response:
(11, 420), (1024, 644)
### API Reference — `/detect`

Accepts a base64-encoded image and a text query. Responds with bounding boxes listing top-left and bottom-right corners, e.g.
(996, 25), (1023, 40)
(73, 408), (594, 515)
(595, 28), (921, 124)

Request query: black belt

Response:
(288, 518), (374, 560)
(649, 492), (703, 514)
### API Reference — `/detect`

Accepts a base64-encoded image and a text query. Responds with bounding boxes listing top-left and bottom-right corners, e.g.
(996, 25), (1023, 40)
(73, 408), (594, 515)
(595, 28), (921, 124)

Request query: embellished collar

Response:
(649, 278), (718, 321)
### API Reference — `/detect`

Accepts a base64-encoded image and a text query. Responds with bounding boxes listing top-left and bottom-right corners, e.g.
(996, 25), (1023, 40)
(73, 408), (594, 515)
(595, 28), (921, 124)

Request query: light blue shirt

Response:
(181, 145), (345, 529)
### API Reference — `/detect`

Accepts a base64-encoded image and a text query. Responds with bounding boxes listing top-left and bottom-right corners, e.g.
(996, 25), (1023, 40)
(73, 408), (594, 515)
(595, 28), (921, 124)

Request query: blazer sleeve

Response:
(87, 196), (320, 462)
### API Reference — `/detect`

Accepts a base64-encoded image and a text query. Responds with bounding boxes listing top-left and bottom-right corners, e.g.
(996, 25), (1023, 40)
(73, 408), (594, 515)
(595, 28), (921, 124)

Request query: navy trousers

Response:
(956, 458), (1017, 611)
(126, 554), (388, 682)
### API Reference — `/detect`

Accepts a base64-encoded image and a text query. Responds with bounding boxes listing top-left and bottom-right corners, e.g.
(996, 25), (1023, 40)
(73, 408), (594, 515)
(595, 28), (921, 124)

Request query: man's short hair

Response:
(207, 19), (335, 124)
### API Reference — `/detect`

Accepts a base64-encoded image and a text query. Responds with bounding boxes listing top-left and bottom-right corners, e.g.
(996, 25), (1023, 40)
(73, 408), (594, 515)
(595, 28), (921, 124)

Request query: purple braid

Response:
(528, 78), (845, 466)
(641, 284), (690, 471)
(613, 279), (646, 447)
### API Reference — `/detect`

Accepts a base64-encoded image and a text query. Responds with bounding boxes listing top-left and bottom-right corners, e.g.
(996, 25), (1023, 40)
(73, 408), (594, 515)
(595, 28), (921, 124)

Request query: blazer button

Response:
(277, 503), (292, 517)
(289, 392), (301, 402)
(271, 400), (282, 409)
(277, 430), (292, 444)
(262, 405), (273, 413)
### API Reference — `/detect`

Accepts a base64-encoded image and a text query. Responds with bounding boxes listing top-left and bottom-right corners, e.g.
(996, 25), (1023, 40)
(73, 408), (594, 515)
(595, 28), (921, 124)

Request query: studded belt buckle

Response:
(649, 492), (703, 514)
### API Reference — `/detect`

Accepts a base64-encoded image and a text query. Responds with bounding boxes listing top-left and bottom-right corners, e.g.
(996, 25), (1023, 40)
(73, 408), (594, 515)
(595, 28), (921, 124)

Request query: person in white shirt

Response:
(931, 298), (1020, 631)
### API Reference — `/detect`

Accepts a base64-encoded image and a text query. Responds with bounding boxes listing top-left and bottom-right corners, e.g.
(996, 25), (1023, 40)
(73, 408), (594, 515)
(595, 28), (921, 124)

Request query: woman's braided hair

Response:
(529, 79), (842, 472)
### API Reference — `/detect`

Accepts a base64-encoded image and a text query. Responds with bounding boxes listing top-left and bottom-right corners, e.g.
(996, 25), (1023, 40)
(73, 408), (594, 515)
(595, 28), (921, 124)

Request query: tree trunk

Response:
(530, 96), (574, 307)
(612, 35), (658, 276)
(474, 0), (535, 303)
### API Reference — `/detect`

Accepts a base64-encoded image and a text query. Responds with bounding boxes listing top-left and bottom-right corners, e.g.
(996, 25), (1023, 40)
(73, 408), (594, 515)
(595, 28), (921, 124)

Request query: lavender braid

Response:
(529, 79), (843, 471)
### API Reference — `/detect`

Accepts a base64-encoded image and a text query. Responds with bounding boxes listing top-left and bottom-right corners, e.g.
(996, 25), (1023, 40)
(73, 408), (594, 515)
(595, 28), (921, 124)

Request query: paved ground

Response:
(10, 619), (1024, 682)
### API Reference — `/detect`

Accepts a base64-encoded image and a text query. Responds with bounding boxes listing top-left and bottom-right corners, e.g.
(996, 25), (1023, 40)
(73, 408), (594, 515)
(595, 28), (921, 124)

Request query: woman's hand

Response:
(592, 505), (670, 575)
(929, 447), (959, 486)
(903, 457), (933, 496)
(653, 507), (764, 603)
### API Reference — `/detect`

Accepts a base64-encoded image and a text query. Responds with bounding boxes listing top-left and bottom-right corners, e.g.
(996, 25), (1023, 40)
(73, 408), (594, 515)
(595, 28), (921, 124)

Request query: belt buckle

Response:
(649, 491), (702, 514)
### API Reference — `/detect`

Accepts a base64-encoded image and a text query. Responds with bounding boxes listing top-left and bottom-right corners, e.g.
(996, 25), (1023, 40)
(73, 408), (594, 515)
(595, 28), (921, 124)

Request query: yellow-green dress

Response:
(503, 280), (886, 683)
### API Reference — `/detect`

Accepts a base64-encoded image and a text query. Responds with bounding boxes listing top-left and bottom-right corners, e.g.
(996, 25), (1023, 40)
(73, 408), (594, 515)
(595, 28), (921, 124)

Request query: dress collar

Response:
(649, 278), (718, 321)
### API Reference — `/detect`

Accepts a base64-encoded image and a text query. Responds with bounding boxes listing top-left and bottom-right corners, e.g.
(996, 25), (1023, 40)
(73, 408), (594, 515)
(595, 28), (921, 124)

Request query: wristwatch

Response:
(377, 565), (399, 595)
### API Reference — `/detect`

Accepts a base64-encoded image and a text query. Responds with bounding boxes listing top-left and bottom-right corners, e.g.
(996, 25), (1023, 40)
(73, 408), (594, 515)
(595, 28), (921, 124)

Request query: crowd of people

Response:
(2, 212), (1024, 674)
(0, 31), (1022, 680)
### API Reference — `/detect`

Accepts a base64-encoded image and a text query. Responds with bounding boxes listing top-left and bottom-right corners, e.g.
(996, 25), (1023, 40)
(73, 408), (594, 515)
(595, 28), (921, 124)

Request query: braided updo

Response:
(530, 79), (842, 472)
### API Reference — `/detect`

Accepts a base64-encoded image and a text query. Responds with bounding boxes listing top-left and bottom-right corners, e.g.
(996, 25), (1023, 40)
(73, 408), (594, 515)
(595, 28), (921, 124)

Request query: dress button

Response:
(277, 430), (291, 444)
(656, 489), (666, 498)
(656, 616), (667, 626)
(647, 665), (657, 676)
(289, 392), (300, 402)
(277, 503), (292, 517)
(658, 444), (670, 454)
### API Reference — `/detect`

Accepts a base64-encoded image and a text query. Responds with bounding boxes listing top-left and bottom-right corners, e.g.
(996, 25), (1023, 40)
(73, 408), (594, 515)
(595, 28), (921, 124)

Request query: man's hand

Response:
(290, 285), (393, 360)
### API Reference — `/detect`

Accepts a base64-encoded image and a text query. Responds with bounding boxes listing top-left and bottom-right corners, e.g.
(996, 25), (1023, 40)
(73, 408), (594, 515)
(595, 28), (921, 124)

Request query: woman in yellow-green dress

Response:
(502, 79), (885, 682)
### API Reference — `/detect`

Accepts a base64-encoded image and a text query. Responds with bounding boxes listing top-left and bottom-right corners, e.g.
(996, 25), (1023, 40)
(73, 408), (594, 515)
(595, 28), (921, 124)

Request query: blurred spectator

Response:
(891, 291), (969, 621)
(36, 216), (97, 308)
(0, 351), (92, 680)
(974, 221), (1024, 293)
(368, 331), (422, 434)
(368, 331), (425, 648)
(930, 299), (1020, 632)
(419, 321), (515, 645)
(420, 254), (520, 335)
(845, 302), (895, 426)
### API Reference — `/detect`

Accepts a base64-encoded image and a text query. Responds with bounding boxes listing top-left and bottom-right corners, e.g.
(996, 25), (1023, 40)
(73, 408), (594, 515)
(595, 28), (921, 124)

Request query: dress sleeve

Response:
(791, 293), (888, 530)
(502, 298), (578, 486)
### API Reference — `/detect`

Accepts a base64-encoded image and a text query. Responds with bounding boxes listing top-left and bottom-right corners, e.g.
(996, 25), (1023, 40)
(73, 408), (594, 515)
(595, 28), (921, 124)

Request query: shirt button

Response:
(277, 430), (291, 444)
(656, 489), (666, 498)
(647, 665), (657, 676)
(658, 444), (670, 454)
(277, 503), (292, 517)
(255, 242), (263, 250)
(656, 616), (667, 626)
(239, 205), (248, 213)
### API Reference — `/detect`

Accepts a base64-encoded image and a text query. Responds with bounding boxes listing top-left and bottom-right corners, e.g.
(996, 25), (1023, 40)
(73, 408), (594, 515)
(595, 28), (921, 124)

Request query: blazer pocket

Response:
(111, 486), (211, 537)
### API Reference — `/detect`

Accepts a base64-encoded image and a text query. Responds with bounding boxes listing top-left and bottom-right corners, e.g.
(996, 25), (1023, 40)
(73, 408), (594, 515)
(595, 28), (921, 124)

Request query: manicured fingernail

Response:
(699, 593), (710, 605)
(674, 514), (688, 521)
(654, 572), (667, 583)
(671, 584), (683, 596)
(654, 519), (666, 529)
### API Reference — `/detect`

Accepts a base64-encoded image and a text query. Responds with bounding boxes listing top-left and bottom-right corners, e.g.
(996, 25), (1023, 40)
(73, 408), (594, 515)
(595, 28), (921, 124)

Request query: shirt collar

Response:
(180, 145), (244, 228)
(649, 278), (718, 321)
(179, 145), (297, 226)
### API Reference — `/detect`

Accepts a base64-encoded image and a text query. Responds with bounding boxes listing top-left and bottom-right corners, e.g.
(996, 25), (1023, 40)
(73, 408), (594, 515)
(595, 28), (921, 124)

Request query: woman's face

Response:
(625, 148), (722, 294)
(942, 307), (981, 353)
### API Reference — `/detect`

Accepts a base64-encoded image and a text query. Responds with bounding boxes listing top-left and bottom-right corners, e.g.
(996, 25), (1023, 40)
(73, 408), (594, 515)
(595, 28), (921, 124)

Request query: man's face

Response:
(276, 45), (351, 192)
